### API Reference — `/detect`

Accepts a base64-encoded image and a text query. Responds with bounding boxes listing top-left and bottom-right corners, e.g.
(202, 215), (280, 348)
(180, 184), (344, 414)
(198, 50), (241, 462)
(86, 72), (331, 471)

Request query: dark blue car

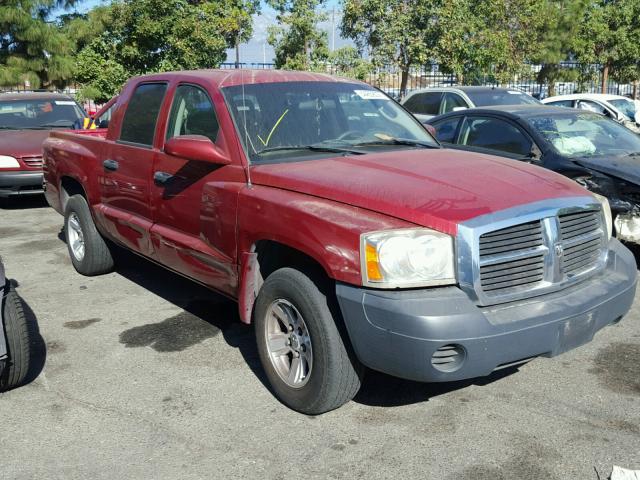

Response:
(428, 105), (640, 243)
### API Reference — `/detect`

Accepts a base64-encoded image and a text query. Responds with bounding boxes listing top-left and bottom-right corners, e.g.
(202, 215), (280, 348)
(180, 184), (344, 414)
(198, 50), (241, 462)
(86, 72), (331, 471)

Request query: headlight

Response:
(361, 228), (456, 288)
(592, 193), (612, 239)
(0, 155), (19, 169)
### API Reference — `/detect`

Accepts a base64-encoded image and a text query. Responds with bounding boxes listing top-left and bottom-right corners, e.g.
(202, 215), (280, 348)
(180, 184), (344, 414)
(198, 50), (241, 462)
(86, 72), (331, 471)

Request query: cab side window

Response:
(403, 92), (442, 116)
(459, 116), (532, 156)
(431, 117), (461, 144)
(120, 83), (167, 146)
(577, 100), (607, 115)
(441, 93), (467, 113)
(166, 85), (219, 143)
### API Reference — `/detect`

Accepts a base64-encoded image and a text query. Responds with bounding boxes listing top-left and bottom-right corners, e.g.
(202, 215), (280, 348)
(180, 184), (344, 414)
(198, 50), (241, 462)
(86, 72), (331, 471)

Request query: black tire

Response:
(64, 195), (114, 276)
(0, 286), (31, 391)
(254, 268), (363, 414)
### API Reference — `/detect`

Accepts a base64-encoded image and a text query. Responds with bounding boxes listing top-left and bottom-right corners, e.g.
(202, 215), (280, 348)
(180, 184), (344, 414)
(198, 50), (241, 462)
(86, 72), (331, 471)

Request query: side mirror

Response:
(98, 119), (109, 129)
(164, 135), (230, 165)
(634, 111), (640, 125)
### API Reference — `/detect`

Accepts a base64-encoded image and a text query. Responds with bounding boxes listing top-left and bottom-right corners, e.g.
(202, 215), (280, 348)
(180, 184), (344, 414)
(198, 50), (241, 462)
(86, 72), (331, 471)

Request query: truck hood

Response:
(576, 155), (640, 186)
(250, 148), (588, 235)
(0, 129), (50, 158)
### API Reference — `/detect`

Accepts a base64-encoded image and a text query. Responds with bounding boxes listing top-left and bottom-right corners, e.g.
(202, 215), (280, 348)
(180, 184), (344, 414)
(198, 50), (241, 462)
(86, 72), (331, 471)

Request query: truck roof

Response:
(129, 69), (363, 89)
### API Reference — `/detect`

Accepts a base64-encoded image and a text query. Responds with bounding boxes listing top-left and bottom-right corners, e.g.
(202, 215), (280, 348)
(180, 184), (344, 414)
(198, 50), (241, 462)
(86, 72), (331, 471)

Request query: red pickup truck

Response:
(43, 70), (637, 414)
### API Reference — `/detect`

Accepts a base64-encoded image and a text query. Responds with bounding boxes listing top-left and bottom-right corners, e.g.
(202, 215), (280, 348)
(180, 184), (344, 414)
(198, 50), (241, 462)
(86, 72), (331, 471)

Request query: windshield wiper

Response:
(0, 126), (17, 130)
(254, 144), (366, 157)
(352, 138), (439, 149)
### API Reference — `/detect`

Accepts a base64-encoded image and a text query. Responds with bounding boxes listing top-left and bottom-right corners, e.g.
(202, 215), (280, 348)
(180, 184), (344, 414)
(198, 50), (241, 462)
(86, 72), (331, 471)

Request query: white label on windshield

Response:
(55, 100), (76, 105)
(354, 90), (389, 100)
(507, 91), (523, 95)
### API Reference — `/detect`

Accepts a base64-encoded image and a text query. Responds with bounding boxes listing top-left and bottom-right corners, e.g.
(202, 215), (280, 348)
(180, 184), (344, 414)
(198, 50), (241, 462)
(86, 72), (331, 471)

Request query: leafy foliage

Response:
(73, 0), (259, 100)
(0, 0), (80, 88)
(267, 0), (329, 70)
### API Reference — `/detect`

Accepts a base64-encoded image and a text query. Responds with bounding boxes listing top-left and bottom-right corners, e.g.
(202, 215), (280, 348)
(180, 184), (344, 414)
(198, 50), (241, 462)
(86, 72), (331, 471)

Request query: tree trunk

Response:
(235, 39), (240, 69)
(601, 63), (609, 94)
(548, 82), (556, 98)
(633, 80), (638, 100)
(400, 67), (409, 99)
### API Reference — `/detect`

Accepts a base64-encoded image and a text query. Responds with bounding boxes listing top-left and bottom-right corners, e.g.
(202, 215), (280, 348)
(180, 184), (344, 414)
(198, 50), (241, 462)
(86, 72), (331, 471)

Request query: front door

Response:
(150, 83), (243, 297)
(96, 82), (168, 257)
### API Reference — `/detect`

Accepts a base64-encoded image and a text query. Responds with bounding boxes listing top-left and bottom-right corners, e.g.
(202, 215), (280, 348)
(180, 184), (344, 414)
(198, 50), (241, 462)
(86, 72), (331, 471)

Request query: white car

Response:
(542, 93), (640, 134)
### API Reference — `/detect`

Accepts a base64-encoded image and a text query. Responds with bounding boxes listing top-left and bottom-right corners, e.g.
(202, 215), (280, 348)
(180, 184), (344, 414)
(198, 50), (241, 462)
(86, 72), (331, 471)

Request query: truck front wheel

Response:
(64, 195), (114, 276)
(254, 268), (363, 414)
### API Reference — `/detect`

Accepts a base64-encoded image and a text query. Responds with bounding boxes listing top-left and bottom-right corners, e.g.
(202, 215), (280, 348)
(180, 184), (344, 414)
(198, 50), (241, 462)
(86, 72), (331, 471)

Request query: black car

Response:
(428, 105), (640, 243)
(0, 258), (31, 391)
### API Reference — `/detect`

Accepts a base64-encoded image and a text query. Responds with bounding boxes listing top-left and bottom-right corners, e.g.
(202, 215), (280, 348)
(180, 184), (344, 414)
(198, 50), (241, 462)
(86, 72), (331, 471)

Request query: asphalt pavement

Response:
(0, 197), (638, 480)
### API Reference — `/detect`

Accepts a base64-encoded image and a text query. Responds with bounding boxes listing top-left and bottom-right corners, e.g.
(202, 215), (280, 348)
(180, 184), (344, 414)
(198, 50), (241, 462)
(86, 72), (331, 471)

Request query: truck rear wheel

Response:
(64, 195), (114, 276)
(0, 286), (31, 391)
(254, 268), (363, 414)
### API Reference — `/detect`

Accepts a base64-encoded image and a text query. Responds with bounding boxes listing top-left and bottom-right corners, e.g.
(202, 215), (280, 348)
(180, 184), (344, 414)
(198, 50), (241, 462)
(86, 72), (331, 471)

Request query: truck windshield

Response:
(222, 81), (438, 162)
(527, 112), (640, 158)
(0, 98), (85, 129)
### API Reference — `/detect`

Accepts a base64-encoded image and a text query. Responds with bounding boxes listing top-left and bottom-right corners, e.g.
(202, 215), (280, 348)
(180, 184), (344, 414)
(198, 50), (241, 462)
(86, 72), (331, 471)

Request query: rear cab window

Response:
(119, 83), (168, 147)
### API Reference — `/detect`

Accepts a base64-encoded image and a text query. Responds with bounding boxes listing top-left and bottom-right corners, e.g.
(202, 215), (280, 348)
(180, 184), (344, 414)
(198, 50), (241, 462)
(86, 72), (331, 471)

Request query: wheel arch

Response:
(237, 239), (333, 324)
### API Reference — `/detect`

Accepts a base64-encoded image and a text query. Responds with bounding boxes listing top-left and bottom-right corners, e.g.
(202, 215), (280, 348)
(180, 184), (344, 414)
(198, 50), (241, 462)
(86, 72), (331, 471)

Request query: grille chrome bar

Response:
(457, 197), (607, 306)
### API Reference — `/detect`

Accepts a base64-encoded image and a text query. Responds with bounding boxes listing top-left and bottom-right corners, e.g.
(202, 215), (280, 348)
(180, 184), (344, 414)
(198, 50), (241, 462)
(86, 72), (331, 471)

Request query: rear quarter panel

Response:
(43, 131), (107, 214)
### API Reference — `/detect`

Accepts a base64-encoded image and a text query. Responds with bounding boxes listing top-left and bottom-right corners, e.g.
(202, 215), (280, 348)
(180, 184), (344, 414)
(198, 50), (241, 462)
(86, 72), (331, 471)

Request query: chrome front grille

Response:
(457, 198), (607, 306)
(558, 210), (602, 276)
(479, 220), (546, 292)
(22, 156), (43, 169)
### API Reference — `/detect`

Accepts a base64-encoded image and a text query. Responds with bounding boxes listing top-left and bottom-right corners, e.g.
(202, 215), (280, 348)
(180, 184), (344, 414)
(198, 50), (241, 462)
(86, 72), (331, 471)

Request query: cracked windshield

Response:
(223, 81), (438, 162)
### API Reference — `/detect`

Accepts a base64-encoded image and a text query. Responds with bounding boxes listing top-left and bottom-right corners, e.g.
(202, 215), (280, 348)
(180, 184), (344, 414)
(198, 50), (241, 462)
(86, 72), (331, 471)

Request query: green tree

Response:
(73, 0), (259, 101)
(322, 46), (373, 80)
(267, 0), (329, 70)
(573, 0), (640, 93)
(0, 0), (81, 88)
(341, 0), (439, 96)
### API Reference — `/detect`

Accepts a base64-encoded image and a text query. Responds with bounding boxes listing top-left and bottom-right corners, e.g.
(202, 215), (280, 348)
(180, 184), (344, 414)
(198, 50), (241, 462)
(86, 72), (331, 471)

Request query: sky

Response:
(54, 0), (353, 64)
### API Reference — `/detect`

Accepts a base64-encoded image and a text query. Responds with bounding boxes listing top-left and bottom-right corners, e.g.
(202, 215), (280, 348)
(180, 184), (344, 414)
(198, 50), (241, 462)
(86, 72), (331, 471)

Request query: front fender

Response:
(237, 185), (411, 286)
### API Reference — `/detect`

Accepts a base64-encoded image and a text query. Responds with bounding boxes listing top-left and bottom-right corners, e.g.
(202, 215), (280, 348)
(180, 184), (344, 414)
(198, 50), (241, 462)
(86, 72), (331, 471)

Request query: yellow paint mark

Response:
(258, 109), (289, 147)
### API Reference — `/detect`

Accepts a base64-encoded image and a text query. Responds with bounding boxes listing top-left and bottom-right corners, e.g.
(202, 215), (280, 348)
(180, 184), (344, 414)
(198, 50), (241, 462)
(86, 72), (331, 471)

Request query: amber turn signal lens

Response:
(365, 243), (383, 281)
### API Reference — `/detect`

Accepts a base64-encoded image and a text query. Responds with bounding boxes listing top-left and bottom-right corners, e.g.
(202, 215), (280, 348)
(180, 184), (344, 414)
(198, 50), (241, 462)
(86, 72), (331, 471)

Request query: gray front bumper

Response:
(0, 171), (44, 197)
(337, 238), (637, 382)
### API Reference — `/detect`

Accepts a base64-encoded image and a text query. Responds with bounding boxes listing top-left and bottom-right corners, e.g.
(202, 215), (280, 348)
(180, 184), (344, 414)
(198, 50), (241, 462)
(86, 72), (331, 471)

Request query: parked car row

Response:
(1, 74), (638, 415)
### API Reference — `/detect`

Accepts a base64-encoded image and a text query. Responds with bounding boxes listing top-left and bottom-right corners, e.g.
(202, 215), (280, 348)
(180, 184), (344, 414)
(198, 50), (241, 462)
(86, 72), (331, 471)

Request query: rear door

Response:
(95, 82), (168, 257)
(149, 82), (243, 297)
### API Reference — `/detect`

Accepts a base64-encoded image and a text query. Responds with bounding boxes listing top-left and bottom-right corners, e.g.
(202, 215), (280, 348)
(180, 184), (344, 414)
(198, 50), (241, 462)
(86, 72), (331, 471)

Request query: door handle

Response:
(103, 159), (119, 171)
(154, 171), (174, 185)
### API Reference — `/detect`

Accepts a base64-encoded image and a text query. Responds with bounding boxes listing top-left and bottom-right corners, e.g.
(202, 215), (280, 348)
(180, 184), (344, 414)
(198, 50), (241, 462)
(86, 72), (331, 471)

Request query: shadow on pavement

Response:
(55, 240), (520, 409)
(0, 195), (49, 210)
(354, 365), (520, 408)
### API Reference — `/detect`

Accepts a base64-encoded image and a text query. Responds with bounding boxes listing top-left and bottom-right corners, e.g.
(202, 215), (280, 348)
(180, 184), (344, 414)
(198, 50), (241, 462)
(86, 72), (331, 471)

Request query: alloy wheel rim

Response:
(67, 213), (85, 261)
(264, 299), (313, 388)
